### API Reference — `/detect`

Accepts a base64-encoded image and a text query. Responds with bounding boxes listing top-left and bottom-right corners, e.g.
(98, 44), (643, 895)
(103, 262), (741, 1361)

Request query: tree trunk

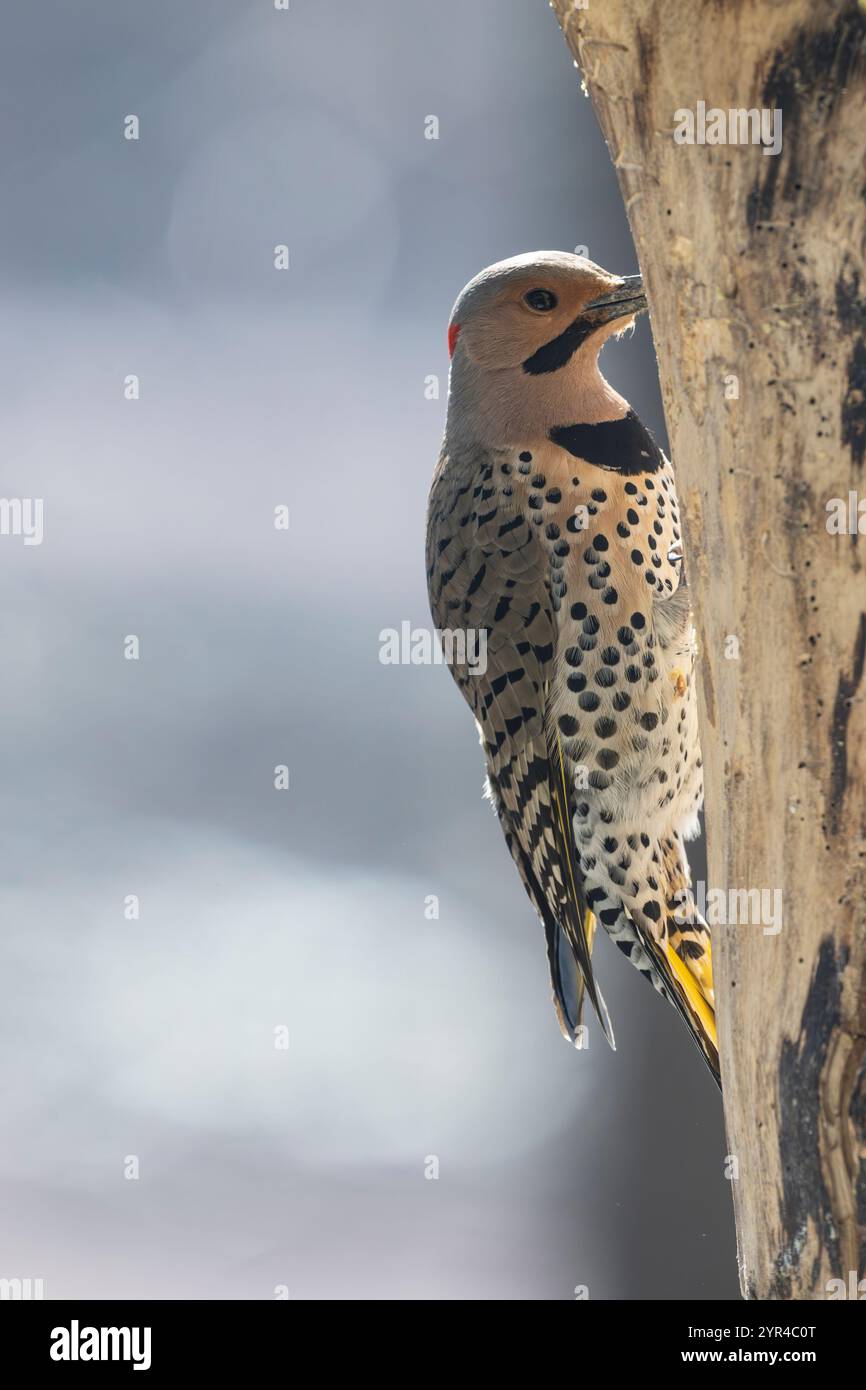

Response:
(550, 0), (866, 1299)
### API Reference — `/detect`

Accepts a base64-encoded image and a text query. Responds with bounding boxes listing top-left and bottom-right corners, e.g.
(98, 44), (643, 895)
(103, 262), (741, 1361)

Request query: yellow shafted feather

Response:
(665, 939), (718, 1052)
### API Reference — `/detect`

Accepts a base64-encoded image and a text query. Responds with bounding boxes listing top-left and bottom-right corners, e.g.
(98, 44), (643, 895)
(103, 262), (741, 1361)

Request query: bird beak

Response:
(582, 274), (647, 326)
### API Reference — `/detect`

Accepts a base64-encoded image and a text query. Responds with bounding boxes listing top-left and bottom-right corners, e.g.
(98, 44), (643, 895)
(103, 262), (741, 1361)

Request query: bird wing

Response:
(426, 447), (614, 1046)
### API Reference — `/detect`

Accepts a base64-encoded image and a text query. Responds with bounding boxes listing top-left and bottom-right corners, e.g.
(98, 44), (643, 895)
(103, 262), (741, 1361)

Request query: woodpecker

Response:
(426, 251), (719, 1085)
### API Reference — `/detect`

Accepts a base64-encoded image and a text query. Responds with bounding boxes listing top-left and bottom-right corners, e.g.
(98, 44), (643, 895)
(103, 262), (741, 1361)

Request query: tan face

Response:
(448, 254), (646, 374)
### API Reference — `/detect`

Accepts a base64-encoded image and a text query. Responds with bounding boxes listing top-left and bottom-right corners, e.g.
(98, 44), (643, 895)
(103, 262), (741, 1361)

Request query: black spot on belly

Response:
(549, 411), (663, 474)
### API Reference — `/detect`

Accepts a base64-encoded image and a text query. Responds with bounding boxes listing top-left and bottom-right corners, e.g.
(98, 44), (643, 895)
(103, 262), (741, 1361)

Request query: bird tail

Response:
(545, 728), (615, 1050)
(544, 905), (606, 1049)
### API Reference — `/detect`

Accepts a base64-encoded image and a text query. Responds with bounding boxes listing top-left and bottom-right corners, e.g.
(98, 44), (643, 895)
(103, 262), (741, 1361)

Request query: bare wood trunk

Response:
(550, 0), (866, 1298)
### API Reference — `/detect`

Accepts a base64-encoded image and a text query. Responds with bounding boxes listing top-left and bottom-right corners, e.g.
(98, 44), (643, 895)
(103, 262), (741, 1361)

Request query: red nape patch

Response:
(447, 322), (461, 358)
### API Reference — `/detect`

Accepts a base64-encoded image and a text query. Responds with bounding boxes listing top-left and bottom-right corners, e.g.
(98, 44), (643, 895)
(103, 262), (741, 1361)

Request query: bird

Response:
(426, 251), (719, 1085)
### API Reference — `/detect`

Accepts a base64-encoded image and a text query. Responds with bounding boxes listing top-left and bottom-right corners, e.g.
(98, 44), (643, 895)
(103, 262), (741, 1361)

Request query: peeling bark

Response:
(550, 0), (866, 1298)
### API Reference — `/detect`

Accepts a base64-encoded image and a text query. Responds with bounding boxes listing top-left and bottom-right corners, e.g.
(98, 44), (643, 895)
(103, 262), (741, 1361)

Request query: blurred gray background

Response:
(0, 0), (736, 1298)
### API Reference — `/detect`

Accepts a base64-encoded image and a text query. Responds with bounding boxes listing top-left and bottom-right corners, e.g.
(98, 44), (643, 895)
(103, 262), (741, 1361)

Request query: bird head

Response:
(444, 251), (647, 447)
(447, 251), (646, 373)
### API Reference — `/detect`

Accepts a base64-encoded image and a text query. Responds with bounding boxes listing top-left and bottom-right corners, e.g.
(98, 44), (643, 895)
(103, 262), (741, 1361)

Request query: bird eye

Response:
(524, 288), (558, 312)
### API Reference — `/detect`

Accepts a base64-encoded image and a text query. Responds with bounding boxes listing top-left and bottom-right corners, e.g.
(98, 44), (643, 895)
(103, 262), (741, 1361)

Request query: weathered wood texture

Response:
(550, 0), (866, 1298)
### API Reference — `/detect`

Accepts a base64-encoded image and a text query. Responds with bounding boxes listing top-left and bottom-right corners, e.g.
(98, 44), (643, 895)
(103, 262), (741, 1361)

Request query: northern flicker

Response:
(426, 251), (719, 1084)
